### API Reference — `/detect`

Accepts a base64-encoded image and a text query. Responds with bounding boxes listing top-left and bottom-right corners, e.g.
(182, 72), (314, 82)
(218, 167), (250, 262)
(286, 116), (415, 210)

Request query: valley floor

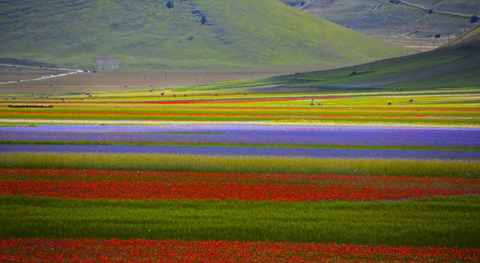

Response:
(1, 85), (479, 261)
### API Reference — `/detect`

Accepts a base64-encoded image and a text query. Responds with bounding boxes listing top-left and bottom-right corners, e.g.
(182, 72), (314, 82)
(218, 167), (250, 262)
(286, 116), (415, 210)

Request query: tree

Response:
(166, 0), (174, 9)
(201, 15), (207, 25)
(471, 15), (479, 24)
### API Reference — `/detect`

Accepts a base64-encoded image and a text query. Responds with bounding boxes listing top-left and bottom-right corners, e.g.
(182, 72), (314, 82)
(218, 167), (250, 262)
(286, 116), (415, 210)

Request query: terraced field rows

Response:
(1, 90), (479, 261)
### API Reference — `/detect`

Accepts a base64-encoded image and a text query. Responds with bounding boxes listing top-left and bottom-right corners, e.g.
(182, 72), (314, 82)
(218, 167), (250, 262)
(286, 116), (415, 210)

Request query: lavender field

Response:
(2, 124), (479, 160)
(3, 124), (478, 148)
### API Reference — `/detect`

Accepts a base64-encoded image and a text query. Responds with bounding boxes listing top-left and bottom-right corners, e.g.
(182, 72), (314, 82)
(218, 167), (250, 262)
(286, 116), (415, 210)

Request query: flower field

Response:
(1, 168), (480, 201)
(2, 124), (480, 148)
(2, 124), (480, 159)
(2, 238), (479, 262)
(1, 89), (480, 261)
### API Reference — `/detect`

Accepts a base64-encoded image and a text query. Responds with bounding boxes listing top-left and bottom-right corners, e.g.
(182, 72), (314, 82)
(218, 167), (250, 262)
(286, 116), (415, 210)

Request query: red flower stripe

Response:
(0, 238), (478, 262)
(1, 169), (478, 201)
(1, 168), (478, 187)
(2, 180), (478, 201)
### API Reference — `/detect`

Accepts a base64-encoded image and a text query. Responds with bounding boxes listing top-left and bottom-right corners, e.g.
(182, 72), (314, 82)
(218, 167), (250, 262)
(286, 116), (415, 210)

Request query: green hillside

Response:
(189, 27), (480, 92)
(0, 0), (405, 71)
(282, 0), (479, 49)
(443, 24), (480, 47)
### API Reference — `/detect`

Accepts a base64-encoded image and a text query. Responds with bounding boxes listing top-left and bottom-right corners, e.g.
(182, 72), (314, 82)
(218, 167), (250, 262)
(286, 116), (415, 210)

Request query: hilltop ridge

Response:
(442, 24), (480, 48)
(282, 0), (480, 49)
(0, 0), (405, 71)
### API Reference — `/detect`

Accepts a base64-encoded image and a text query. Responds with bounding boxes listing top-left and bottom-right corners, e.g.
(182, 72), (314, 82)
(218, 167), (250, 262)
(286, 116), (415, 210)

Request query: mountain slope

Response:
(282, 0), (479, 48)
(443, 24), (480, 48)
(272, 26), (480, 90)
(198, 25), (480, 92)
(0, 0), (405, 71)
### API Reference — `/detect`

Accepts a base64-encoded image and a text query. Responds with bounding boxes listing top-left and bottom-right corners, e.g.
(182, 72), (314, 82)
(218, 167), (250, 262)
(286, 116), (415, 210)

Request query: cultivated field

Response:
(0, 71), (479, 261)
(0, 69), (311, 95)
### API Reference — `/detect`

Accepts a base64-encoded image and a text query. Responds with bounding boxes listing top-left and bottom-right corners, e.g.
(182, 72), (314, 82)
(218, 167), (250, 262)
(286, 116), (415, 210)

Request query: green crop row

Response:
(3, 106), (479, 118)
(1, 153), (479, 178)
(1, 195), (478, 247)
(1, 114), (479, 125)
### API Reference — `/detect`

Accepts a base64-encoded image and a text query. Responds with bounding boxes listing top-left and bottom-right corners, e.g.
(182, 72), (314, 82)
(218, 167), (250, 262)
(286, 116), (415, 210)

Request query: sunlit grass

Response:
(1, 195), (479, 247)
(1, 152), (478, 178)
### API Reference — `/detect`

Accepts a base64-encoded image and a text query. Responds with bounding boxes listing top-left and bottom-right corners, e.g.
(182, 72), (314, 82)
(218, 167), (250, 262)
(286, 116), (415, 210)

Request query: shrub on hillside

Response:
(283, 1), (306, 7)
(471, 15), (479, 24)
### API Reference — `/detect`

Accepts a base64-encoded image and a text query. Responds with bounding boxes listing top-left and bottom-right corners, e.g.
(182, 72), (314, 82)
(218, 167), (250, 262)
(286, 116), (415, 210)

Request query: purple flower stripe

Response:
(2, 125), (480, 148)
(2, 124), (479, 133)
(1, 144), (479, 160)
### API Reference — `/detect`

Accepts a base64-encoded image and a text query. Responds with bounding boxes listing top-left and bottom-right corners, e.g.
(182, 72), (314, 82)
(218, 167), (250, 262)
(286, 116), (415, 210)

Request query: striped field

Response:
(1, 88), (479, 261)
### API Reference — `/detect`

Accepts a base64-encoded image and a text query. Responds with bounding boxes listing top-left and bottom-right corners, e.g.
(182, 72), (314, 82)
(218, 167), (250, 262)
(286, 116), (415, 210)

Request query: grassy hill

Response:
(443, 24), (480, 47)
(282, 0), (480, 49)
(0, 0), (405, 72)
(184, 25), (480, 93)
(2, 25), (478, 96)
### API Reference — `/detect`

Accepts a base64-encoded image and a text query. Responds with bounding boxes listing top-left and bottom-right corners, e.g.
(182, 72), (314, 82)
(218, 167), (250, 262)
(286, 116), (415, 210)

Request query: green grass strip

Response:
(0, 195), (479, 247)
(2, 140), (480, 152)
(1, 114), (479, 125)
(1, 152), (479, 178)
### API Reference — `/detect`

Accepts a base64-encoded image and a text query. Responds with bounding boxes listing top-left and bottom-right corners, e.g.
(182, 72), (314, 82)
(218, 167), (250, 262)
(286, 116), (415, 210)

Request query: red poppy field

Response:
(1, 238), (479, 263)
(1, 168), (479, 201)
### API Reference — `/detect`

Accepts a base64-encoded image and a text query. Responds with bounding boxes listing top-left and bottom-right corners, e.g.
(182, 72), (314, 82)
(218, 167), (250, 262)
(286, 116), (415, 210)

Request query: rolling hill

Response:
(282, 0), (480, 49)
(443, 23), (480, 48)
(191, 25), (480, 92)
(274, 24), (480, 91)
(0, 0), (405, 71)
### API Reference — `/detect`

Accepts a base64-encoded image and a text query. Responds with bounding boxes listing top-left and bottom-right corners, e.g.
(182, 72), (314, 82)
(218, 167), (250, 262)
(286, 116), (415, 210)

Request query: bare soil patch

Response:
(0, 71), (54, 83)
